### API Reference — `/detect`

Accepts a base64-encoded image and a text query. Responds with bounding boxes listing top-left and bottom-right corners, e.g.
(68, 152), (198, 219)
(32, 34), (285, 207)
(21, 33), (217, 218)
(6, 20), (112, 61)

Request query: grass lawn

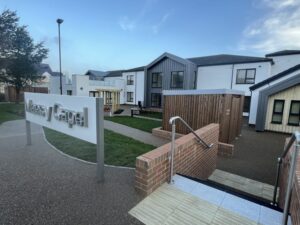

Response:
(44, 127), (155, 167)
(104, 116), (161, 133)
(140, 111), (162, 119)
(0, 103), (24, 124)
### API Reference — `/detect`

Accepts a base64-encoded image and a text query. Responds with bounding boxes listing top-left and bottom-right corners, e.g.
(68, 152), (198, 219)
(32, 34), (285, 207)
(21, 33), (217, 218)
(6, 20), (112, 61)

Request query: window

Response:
(171, 71), (184, 89)
(89, 91), (99, 97)
(236, 69), (256, 84)
(271, 100), (285, 124)
(288, 101), (300, 126)
(152, 72), (162, 88)
(67, 90), (72, 95)
(192, 71), (197, 89)
(243, 96), (251, 113)
(127, 75), (134, 85)
(151, 93), (161, 108)
(127, 92), (134, 102)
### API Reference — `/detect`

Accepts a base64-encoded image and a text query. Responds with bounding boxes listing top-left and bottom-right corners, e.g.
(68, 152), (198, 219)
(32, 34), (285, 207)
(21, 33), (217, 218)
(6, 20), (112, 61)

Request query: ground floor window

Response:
(151, 93), (161, 108)
(288, 100), (300, 126)
(243, 96), (251, 113)
(67, 90), (72, 95)
(89, 91), (99, 97)
(106, 92), (112, 104)
(127, 92), (133, 102)
(271, 99), (285, 124)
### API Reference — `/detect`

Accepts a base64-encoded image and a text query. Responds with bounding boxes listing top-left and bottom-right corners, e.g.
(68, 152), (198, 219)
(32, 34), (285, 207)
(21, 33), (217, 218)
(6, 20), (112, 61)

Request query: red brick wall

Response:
(278, 138), (300, 225)
(135, 124), (219, 196)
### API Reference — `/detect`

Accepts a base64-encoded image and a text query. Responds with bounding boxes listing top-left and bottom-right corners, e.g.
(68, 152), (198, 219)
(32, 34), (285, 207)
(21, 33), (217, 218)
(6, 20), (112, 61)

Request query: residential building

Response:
(85, 70), (107, 81)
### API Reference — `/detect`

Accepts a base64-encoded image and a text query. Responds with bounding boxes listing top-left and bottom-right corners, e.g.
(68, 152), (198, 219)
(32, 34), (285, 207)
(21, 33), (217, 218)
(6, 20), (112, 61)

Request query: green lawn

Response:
(105, 116), (161, 133)
(44, 127), (155, 167)
(140, 111), (162, 119)
(0, 103), (24, 124)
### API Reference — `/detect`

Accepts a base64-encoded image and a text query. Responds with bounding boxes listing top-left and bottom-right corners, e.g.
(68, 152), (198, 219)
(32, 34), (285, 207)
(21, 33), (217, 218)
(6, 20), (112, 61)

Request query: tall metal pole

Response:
(56, 18), (63, 95)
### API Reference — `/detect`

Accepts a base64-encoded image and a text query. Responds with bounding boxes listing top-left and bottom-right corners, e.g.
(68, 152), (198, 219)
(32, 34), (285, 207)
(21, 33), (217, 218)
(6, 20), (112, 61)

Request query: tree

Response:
(0, 10), (48, 103)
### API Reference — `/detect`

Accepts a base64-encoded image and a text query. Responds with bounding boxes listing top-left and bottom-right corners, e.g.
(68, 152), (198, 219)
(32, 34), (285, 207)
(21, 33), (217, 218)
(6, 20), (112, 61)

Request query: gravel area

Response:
(0, 120), (143, 225)
(217, 119), (289, 185)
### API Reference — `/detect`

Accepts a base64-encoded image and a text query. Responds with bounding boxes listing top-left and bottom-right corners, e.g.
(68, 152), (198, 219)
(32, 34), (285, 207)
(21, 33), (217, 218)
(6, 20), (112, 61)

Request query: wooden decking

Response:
(129, 175), (290, 225)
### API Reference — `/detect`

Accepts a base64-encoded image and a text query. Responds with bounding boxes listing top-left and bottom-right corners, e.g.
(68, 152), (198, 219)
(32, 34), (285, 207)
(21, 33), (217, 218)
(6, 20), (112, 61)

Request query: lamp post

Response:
(56, 18), (63, 95)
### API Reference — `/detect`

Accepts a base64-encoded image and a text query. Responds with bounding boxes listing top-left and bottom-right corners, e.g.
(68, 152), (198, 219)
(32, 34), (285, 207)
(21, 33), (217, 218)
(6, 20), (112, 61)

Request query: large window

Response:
(127, 75), (134, 85)
(106, 92), (112, 104)
(236, 69), (256, 84)
(127, 92), (134, 102)
(171, 71), (184, 89)
(288, 100), (300, 126)
(152, 72), (162, 88)
(271, 100), (285, 124)
(151, 93), (161, 108)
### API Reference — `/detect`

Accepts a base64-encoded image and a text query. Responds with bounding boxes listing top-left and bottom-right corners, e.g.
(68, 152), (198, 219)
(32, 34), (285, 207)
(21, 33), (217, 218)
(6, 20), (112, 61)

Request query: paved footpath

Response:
(104, 120), (169, 147)
(0, 120), (143, 225)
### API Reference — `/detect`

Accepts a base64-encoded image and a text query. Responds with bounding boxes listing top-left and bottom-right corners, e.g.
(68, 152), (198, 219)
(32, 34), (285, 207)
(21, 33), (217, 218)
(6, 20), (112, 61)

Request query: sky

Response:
(1, 0), (300, 75)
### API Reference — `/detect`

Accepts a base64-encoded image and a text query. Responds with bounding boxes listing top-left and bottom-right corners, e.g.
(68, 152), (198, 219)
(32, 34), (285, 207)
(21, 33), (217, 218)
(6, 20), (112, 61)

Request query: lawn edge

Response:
(42, 127), (135, 170)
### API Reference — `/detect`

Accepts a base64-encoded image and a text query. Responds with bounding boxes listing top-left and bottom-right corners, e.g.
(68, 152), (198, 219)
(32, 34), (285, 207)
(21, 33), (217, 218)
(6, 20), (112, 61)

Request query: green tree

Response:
(0, 10), (48, 103)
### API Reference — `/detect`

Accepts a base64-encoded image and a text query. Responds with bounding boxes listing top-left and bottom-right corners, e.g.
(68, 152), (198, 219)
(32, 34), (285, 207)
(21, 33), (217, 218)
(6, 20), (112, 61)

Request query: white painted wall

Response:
(249, 68), (300, 124)
(104, 77), (125, 104)
(49, 76), (72, 95)
(197, 62), (271, 96)
(268, 54), (300, 75)
(122, 71), (145, 105)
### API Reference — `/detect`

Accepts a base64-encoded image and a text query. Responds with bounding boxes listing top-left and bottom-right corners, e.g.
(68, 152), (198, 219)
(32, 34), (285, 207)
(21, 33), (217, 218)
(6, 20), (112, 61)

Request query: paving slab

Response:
(0, 120), (143, 225)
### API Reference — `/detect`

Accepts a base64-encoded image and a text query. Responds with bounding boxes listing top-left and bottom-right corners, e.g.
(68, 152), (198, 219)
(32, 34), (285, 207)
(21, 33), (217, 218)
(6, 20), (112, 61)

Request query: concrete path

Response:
(0, 120), (143, 225)
(104, 120), (169, 147)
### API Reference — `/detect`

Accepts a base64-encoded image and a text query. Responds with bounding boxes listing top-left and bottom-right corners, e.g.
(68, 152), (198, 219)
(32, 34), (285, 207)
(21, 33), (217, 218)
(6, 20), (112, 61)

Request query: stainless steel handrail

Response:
(281, 131), (300, 225)
(272, 131), (300, 205)
(168, 116), (213, 184)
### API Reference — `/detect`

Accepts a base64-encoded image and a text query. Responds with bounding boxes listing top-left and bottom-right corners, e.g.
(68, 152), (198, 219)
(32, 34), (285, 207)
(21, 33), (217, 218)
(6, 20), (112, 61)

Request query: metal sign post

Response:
(26, 120), (31, 145)
(96, 98), (104, 182)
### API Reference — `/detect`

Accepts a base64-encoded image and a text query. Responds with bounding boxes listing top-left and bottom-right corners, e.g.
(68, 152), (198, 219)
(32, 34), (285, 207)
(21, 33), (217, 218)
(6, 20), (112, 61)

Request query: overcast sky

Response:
(1, 0), (300, 75)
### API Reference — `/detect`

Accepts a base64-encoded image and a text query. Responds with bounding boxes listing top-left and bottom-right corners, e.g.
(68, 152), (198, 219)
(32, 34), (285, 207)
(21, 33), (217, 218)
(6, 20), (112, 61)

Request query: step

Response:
(129, 175), (292, 225)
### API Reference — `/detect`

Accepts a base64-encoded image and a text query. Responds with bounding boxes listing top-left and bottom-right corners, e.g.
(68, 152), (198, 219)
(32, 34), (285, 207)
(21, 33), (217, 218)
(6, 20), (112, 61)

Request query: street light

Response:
(56, 18), (63, 95)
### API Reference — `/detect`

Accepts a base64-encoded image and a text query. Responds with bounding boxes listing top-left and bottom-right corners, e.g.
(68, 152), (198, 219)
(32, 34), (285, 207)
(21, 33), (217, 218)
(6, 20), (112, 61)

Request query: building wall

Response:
(264, 85), (300, 133)
(49, 76), (72, 95)
(146, 57), (196, 107)
(197, 62), (271, 96)
(269, 54), (300, 75)
(249, 70), (300, 124)
(135, 123), (219, 196)
(122, 71), (145, 105)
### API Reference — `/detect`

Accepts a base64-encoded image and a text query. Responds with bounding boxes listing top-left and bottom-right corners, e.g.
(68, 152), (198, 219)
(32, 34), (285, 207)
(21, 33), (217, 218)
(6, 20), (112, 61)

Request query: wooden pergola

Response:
(90, 88), (121, 113)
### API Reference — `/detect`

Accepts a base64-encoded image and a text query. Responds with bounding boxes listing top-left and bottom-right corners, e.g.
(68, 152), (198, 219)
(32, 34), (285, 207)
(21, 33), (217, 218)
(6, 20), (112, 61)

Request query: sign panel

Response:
(24, 93), (99, 144)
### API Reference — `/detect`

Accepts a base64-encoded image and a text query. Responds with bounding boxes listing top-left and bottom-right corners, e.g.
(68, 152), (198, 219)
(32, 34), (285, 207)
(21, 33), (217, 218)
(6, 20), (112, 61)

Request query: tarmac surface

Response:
(217, 120), (289, 185)
(0, 120), (143, 225)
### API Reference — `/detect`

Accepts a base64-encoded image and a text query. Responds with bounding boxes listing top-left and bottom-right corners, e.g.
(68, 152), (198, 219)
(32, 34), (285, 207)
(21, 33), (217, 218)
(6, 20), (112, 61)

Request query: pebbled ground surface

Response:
(0, 120), (143, 225)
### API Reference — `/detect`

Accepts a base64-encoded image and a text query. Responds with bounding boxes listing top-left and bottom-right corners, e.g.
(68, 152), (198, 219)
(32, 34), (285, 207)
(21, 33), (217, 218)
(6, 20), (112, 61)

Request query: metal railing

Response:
(271, 131), (300, 225)
(168, 116), (213, 184)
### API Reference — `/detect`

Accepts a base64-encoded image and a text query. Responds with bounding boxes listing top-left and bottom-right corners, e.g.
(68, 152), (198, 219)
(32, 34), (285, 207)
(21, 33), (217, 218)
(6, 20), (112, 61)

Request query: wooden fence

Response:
(5, 86), (48, 102)
(162, 92), (244, 143)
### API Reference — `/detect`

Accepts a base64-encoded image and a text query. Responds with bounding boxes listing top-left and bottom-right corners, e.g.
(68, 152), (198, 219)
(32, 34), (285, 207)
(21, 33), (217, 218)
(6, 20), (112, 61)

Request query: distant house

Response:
(85, 70), (107, 81)
(248, 50), (300, 133)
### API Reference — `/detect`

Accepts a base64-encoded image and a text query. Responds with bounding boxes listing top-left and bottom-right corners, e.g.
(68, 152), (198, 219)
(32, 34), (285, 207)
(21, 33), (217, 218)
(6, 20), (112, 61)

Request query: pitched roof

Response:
(105, 70), (123, 77)
(265, 50), (300, 57)
(187, 54), (272, 66)
(250, 64), (300, 91)
(125, 66), (145, 72)
(35, 63), (52, 75)
(146, 52), (195, 69)
(51, 72), (61, 77)
(85, 70), (106, 77)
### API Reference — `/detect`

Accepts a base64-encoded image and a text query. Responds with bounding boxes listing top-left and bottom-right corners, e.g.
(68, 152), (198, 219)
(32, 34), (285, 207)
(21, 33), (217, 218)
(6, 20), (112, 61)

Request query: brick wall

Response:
(135, 124), (219, 196)
(278, 138), (300, 225)
(152, 127), (184, 140)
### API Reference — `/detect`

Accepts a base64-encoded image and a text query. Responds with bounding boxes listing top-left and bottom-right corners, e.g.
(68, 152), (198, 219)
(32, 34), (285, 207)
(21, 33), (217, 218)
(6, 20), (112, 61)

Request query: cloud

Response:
(152, 13), (171, 34)
(239, 0), (300, 53)
(118, 16), (136, 31)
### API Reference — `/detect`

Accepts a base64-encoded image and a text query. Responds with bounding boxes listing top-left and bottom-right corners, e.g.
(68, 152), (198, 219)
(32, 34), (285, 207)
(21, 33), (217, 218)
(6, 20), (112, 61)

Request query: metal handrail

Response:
(281, 131), (300, 225)
(272, 131), (300, 205)
(168, 116), (213, 184)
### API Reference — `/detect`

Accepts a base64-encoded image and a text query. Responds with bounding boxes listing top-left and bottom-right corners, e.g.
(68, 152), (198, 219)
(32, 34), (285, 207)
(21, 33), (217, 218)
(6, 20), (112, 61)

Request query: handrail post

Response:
(169, 121), (176, 184)
(282, 132), (300, 225)
(272, 157), (282, 205)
